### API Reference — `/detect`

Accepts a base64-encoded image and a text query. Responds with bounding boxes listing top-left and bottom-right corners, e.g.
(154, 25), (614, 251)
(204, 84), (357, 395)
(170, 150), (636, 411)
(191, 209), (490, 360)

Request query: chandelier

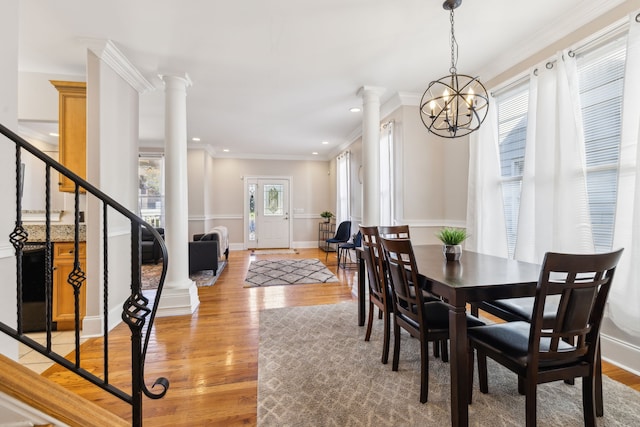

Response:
(420, 0), (489, 139)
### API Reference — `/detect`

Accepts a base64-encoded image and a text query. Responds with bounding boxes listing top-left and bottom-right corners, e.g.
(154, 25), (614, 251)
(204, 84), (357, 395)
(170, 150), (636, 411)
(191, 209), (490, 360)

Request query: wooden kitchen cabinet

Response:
(50, 80), (86, 193)
(53, 242), (86, 330)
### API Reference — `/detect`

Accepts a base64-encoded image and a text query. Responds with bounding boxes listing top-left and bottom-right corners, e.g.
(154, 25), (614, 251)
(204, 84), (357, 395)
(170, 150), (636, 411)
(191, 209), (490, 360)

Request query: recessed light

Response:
(349, 107), (361, 113)
(321, 141), (329, 145)
(192, 137), (201, 142)
(223, 149), (230, 152)
(49, 132), (59, 137)
(312, 152), (319, 155)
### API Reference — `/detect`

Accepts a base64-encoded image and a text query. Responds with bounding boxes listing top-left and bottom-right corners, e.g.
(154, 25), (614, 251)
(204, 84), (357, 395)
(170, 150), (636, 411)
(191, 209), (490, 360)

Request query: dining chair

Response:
(467, 249), (623, 427)
(337, 230), (361, 269)
(360, 226), (393, 364)
(378, 224), (449, 357)
(378, 224), (411, 239)
(325, 220), (351, 262)
(380, 237), (484, 403)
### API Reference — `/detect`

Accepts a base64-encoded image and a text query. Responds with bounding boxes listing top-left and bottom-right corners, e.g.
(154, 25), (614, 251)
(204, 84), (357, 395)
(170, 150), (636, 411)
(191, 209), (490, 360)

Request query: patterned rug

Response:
(244, 258), (338, 287)
(258, 303), (640, 426)
(141, 261), (227, 290)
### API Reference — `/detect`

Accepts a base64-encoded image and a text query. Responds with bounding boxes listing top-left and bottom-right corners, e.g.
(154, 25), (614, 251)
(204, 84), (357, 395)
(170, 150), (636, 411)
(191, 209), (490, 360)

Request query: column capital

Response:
(160, 73), (193, 88)
(356, 86), (386, 100)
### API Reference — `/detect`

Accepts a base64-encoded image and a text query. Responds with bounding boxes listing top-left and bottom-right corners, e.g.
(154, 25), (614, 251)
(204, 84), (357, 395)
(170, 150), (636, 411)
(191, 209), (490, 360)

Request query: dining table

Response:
(356, 244), (541, 427)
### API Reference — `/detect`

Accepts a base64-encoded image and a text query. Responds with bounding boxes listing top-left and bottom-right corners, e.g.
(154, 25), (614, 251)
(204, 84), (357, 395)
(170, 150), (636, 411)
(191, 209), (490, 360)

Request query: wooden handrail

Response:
(0, 354), (129, 427)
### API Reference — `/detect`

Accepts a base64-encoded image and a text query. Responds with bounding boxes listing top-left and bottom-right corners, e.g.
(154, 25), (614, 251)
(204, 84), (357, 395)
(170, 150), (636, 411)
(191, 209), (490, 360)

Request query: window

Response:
(379, 121), (394, 226)
(138, 155), (164, 227)
(497, 85), (529, 258)
(576, 36), (627, 252)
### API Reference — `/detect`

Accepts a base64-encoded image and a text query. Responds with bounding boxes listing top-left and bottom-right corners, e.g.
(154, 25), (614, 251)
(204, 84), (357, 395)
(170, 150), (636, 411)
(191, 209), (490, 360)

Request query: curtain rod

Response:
(491, 12), (636, 98)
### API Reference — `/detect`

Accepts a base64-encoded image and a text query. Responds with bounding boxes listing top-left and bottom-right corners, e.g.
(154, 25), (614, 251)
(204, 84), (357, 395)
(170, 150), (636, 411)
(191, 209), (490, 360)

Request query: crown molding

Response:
(477, 0), (628, 83)
(81, 38), (154, 93)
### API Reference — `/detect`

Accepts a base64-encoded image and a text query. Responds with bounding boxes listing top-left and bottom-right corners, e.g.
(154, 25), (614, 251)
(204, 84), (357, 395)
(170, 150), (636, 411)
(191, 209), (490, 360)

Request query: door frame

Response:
(243, 175), (293, 250)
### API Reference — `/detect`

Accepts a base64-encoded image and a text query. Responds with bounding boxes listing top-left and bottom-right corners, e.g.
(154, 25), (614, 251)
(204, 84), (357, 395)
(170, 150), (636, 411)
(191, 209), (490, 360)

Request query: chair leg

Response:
(583, 374), (597, 427)
(392, 321), (401, 372)
(441, 340), (449, 363)
(382, 308), (390, 364)
(524, 380), (537, 427)
(595, 343), (603, 417)
(419, 336), (429, 403)
(364, 301), (374, 342)
(477, 350), (488, 394)
(433, 340), (441, 358)
(468, 344), (475, 404)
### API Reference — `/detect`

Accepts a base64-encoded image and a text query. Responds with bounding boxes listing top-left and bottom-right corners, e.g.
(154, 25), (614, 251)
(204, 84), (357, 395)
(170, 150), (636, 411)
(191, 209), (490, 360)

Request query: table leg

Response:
(449, 302), (469, 427)
(358, 256), (365, 326)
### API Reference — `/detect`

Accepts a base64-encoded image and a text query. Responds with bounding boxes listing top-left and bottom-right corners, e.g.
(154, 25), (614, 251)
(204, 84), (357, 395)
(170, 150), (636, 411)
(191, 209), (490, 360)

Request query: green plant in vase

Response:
(320, 211), (334, 222)
(436, 227), (467, 262)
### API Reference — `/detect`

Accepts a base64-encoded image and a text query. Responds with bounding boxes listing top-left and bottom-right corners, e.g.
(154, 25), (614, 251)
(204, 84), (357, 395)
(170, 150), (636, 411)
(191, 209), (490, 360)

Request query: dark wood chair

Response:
(378, 224), (449, 358)
(468, 249), (623, 427)
(325, 220), (351, 262)
(378, 224), (411, 239)
(380, 237), (484, 403)
(360, 226), (393, 364)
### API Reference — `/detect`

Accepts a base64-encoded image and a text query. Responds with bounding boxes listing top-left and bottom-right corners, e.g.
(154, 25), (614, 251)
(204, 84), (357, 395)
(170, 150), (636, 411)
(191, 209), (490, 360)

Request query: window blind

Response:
(577, 35), (627, 252)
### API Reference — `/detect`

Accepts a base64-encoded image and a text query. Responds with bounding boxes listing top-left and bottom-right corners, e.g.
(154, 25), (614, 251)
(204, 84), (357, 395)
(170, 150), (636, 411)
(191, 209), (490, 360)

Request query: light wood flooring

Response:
(40, 248), (640, 426)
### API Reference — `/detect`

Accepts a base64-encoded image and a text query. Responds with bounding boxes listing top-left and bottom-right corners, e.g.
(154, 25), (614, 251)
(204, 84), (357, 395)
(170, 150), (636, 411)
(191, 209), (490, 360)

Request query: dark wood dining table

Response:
(356, 244), (541, 427)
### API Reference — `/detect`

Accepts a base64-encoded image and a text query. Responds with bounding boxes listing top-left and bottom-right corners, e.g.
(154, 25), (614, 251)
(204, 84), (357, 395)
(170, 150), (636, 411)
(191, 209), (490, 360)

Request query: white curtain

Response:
(466, 97), (509, 257)
(609, 14), (640, 334)
(514, 52), (594, 264)
(336, 151), (351, 224)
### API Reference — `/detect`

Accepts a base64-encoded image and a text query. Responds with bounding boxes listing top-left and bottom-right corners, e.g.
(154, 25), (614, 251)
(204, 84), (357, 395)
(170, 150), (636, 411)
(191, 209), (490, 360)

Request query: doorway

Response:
(245, 177), (292, 249)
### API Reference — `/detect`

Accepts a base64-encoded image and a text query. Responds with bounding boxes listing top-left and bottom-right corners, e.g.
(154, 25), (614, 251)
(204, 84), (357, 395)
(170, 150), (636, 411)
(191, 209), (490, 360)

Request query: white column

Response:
(158, 74), (199, 316)
(357, 86), (385, 226)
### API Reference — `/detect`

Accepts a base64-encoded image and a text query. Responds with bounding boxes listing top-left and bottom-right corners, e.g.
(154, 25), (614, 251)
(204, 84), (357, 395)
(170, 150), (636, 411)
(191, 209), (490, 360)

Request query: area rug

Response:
(245, 258), (339, 287)
(141, 261), (226, 290)
(251, 249), (299, 255)
(258, 303), (640, 426)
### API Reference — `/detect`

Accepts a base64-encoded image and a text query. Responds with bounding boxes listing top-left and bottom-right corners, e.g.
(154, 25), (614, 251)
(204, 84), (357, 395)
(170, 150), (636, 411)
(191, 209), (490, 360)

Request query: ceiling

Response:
(17, 0), (623, 160)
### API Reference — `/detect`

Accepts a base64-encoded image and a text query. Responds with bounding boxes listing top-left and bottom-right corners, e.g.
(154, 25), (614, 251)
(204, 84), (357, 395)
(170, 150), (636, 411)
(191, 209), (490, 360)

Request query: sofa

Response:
(141, 227), (164, 264)
(189, 226), (229, 275)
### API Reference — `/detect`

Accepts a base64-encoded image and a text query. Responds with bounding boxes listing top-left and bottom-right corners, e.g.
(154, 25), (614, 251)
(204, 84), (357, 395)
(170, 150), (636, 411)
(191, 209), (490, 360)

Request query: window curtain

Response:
(466, 97), (509, 257)
(610, 14), (640, 335)
(514, 52), (594, 264)
(336, 151), (351, 225)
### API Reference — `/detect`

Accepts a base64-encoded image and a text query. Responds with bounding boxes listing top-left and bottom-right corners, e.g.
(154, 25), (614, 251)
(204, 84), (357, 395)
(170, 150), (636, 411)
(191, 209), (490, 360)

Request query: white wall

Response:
(0, 0), (20, 360)
(84, 49), (142, 335)
(196, 157), (331, 248)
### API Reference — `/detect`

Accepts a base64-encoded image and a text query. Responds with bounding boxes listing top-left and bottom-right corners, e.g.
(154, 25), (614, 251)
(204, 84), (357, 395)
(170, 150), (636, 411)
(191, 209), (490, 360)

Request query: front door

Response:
(247, 178), (291, 249)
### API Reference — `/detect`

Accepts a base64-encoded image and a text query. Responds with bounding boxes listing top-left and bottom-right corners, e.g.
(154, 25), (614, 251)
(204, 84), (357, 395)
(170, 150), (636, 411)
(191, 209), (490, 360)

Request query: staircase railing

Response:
(0, 122), (169, 426)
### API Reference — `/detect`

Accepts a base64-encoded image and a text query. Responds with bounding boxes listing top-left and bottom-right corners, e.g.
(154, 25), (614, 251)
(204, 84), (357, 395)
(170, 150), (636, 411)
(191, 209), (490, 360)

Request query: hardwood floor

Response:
(40, 248), (640, 426)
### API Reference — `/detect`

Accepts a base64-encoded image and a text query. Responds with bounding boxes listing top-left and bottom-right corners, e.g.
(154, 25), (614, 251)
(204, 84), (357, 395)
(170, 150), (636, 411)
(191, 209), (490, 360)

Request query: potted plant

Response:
(320, 211), (334, 223)
(436, 227), (467, 262)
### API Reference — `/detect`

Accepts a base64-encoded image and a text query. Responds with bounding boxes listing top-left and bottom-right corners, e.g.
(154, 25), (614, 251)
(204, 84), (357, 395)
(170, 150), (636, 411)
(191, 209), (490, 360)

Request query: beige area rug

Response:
(251, 249), (299, 255)
(141, 261), (227, 290)
(258, 303), (640, 426)
(245, 258), (339, 287)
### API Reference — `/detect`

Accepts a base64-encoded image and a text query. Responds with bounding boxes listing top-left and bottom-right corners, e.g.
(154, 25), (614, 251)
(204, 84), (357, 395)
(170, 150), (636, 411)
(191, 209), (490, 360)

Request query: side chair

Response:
(325, 220), (351, 262)
(380, 237), (484, 403)
(360, 226), (393, 364)
(467, 249), (623, 427)
(337, 230), (361, 269)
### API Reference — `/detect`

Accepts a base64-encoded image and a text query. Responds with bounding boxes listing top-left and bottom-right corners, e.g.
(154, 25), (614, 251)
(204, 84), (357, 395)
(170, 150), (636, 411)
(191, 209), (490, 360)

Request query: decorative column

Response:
(158, 74), (200, 316)
(357, 86), (385, 226)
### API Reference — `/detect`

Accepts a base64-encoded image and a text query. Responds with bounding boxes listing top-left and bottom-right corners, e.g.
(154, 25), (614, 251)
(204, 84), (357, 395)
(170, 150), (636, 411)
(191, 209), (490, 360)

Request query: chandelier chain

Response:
(450, 9), (458, 74)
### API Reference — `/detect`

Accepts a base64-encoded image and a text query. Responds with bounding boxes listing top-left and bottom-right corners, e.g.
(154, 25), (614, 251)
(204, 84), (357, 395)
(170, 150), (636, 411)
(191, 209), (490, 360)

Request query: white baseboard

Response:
(82, 304), (124, 338)
(155, 284), (200, 317)
(600, 332), (640, 376)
